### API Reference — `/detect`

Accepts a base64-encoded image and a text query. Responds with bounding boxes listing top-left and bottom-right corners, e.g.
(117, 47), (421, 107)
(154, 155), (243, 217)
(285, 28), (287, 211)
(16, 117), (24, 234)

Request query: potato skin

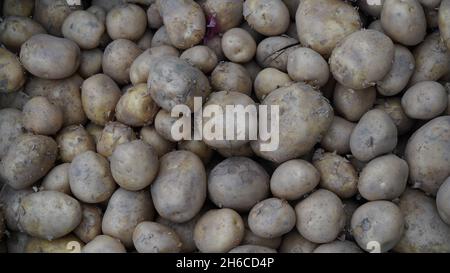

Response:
(320, 116), (355, 155)
(102, 188), (155, 248)
(2, 0), (34, 17)
(439, 0), (450, 51)
(254, 68), (292, 101)
(56, 125), (96, 163)
(177, 140), (213, 165)
(251, 83), (334, 163)
(147, 3), (163, 29)
(296, 0), (361, 57)
(41, 163), (71, 195)
(203, 0), (243, 32)
(401, 81), (448, 120)
(350, 109), (398, 162)
(180, 46), (218, 74)
(436, 177), (450, 225)
(287, 47), (329, 88)
(211, 62), (252, 96)
(73, 204), (102, 244)
(22, 96), (63, 135)
(19, 191), (82, 240)
(102, 39), (142, 84)
(333, 84), (376, 122)
(0, 186), (32, 231)
(78, 49), (103, 79)
(381, 0), (426, 46)
(133, 222), (182, 253)
(106, 4), (147, 41)
(243, 0), (290, 36)
(295, 189), (345, 244)
(0, 48), (26, 93)
(140, 126), (175, 158)
(69, 151), (116, 203)
(375, 98), (414, 136)
(313, 240), (363, 253)
(20, 34), (80, 80)
(158, 0), (206, 49)
(194, 208), (245, 253)
(0, 16), (46, 51)
(242, 228), (282, 250)
(0, 108), (25, 158)
(151, 151), (206, 223)
(34, 0), (74, 36)
(394, 189), (450, 253)
(156, 215), (200, 253)
(25, 234), (84, 253)
(82, 235), (126, 253)
(330, 30), (394, 90)
(0, 134), (57, 190)
(151, 26), (172, 47)
(97, 122), (136, 158)
(208, 157), (270, 212)
(222, 28), (256, 63)
(256, 36), (299, 72)
(279, 231), (317, 253)
(405, 116), (450, 195)
(62, 10), (105, 49)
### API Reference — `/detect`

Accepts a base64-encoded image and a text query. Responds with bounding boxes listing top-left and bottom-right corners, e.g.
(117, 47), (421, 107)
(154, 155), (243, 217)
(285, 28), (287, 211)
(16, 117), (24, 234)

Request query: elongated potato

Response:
(56, 125), (96, 163)
(0, 16), (46, 51)
(0, 48), (26, 93)
(287, 47), (329, 88)
(179, 45), (217, 74)
(62, 10), (105, 49)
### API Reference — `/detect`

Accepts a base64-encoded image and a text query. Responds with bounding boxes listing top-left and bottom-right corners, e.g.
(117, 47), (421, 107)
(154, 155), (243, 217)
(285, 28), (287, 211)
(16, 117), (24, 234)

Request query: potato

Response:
(288, 48), (329, 89)
(248, 198), (296, 239)
(110, 140), (159, 191)
(132, 222), (182, 253)
(350, 109), (398, 162)
(147, 3), (163, 29)
(73, 204), (102, 243)
(256, 36), (300, 72)
(0, 48), (26, 93)
(115, 84), (159, 127)
(358, 154), (408, 201)
(358, 0), (384, 17)
(377, 45), (415, 96)
(140, 126), (175, 158)
(0, 108), (25, 158)
(2, 0), (34, 17)
(85, 123), (103, 145)
(279, 231), (317, 253)
(0, 134), (57, 190)
(19, 191), (82, 240)
(401, 81), (448, 120)
(375, 98), (414, 136)
(205, 36), (225, 61)
(295, 189), (345, 244)
(130, 45), (179, 85)
(180, 46), (218, 74)
(34, 0), (74, 36)
(296, 0), (361, 57)
(87, 5), (107, 23)
(62, 10), (105, 49)
(381, 0), (426, 46)
(439, 0), (450, 51)
(24, 75), (86, 126)
(0, 186), (32, 231)
(82, 235), (126, 253)
(405, 116), (450, 195)
(151, 151), (206, 223)
(158, 0), (205, 49)
(243, 0), (289, 36)
(242, 229), (282, 250)
(312, 150), (358, 199)
(330, 30), (394, 90)
(251, 83), (334, 163)
(91, 0), (126, 11)
(102, 39), (142, 84)
(41, 163), (71, 195)
(69, 151), (116, 203)
(436, 177), (450, 225)
(208, 157), (269, 212)
(270, 159), (320, 201)
(0, 91), (29, 110)
(81, 74), (122, 126)
(194, 208), (244, 253)
(97, 123), (135, 157)
(6, 232), (29, 253)
(78, 49), (103, 78)
(156, 215), (200, 253)
(409, 32), (450, 85)
(154, 109), (179, 142)
(22, 96), (63, 135)
(254, 68), (292, 101)
(243, 60), (262, 81)
(320, 116), (355, 155)
(106, 4), (147, 41)
(229, 245), (276, 253)
(394, 189), (450, 253)
(368, 20), (384, 33)
(102, 188), (155, 248)
(56, 125), (96, 163)
(25, 234), (84, 253)
(0, 16), (46, 51)
(20, 34), (80, 80)
(217, 143), (255, 158)
(202, 0), (243, 32)
(210, 62), (252, 96)
(177, 140), (213, 165)
(221, 28), (256, 63)
(137, 30), (153, 50)
(151, 26), (172, 47)
(313, 241), (363, 253)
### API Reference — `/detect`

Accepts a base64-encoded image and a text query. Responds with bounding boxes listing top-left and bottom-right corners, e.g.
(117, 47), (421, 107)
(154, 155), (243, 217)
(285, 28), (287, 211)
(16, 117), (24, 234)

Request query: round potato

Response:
(106, 4), (147, 41)
(248, 198), (296, 239)
(33, 0), (74, 36)
(256, 36), (300, 72)
(140, 126), (175, 158)
(87, 5), (107, 23)
(295, 189), (346, 244)
(156, 215), (200, 253)
(380, 0), (426, 46)
(270, 159), (320, 201)
(20, 34), (80, 80)
(56, 125), (96, 163)
(133, 222), (182, 253)
(151, 26), (172, 47)
(436, 177), (450, 225)
(221, 28), (256, 63)
(296, 0), (361, 56)
(102, 188), (155, 248)
(401, 81), (448, 120)
(229, 245), (277, 253)
(19, 191), (82, 240)
(22, 96), (63, 135)
(97, 122), (136, 158)
(69, 151), (116, 203)
(41, 163), (71, 195)
(350, 109), (398, 162)
(0, 185), (32, 231)
(208, 157), (270, 212)
(313, 241), (363, 253)
(0, 134), (57, 190)
(82, 235), (126, 253)
(279, 231), (317, 253)
(0, 16), (46, 51)
(194, 208), (245, 253)
(333, 83), (376, 122)
(243, 0), (289, 36)
(62, 10), (105, 49)
(180, 46), (218, 74)
(320, 116), (355, 155)
(203, 0), (243, 32)
(312, 150), (358, 199)
(375, 97), (415, 136)
(287, 47), (329, 88)
(254, 68), (292, 101)
(102, 39), (142, 84)
(330, 30), (394, 90)
(151, 151), (206, 223)
(2, 0), (34, 17)
(147, 3), (163, 29)
(405, 116), (450, 195)
(0, 108), (25, 158)
(0, 48), (26, 93)
(210, 62), (252, 95)
(78, 49), (103, 78)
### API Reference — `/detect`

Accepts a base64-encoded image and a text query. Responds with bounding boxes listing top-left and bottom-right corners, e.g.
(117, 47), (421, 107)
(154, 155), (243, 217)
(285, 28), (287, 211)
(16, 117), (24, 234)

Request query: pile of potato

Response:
(0, 0), (450, 253)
